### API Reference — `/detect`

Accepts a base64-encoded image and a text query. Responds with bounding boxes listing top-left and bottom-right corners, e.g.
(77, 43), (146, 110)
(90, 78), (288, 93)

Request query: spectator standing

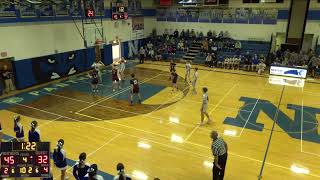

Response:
(211, 130), (228, 180)
(73, 153), (90, 180)
(2, 65), (15, 93)
(113, 163), (131, 180)
(308, 55), (320, 77)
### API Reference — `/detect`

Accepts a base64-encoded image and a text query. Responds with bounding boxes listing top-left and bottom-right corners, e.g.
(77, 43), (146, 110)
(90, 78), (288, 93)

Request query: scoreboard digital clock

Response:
(111, 1), (129, 20)
(0, 142), (50, 178)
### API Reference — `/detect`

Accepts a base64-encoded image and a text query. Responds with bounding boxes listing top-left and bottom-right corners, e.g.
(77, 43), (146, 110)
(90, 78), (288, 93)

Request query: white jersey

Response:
(193, 71), (198, 82)
(202, 92), (209, 104)
(186, 63), (191, 72)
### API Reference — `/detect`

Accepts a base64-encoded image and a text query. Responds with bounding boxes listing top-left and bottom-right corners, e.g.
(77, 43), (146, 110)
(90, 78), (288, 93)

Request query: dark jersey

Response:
(172, 72), (178, 83)
(28, 129), (40, 142)
(130, 78), (139, 93)
(14, 121), (24, 139)
(91, 71), (99, 85)
(112, 69), (119, 81)
(73, 162), (90, 180)
(170, 63), (176, 72)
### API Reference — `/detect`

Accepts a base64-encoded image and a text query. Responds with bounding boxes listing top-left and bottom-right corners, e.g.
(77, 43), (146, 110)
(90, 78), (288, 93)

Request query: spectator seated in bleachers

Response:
(177, 40), (184, 51)
(232, 56), (241, 70)
(223, 57), (231, 69)
(251, 54), (260, 71)
(217, 56), (224, 68)
(205, 53), (214, 68)
(147, 41), (153, 50)
(235, 41), (242, 51)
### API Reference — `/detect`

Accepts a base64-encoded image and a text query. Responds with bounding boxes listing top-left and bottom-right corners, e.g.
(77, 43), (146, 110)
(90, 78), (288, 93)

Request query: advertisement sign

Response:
(269, 76), (305, 87)
(270, 66), (307, 79)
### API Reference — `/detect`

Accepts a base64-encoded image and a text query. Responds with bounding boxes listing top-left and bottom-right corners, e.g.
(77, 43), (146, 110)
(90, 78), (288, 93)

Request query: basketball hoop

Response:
(95, 39), (104, 49)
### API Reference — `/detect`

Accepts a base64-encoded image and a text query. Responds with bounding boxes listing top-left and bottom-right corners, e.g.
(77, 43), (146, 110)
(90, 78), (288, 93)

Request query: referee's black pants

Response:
(139, 54), (145, 64)
(212, 153), (228, 180)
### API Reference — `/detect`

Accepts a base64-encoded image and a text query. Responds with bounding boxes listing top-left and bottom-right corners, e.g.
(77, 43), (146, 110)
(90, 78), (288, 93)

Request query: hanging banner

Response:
(263, 9), (278, 24)
(70, 0), (81, 17)
(39, 4), (54, 17)
(132, 16), (144, 40)
(199, 9), (211, 23)
(188, 9), (199, 22)
(55, 0), (69, 16)
(128, 0), (142, 16)
(166, 8), (176, 22)
(235, 8), (249, 24)
(203, 0), (218, 6)
(222, 8), (235, 23)
(20, 3), (37, 17)
(156, 8), (167, 21)
(176, 8), (188, 22)
(249, 8), (263, 24)
(0, 2), (17, 19)
(211, 9), (223, 23)
(95, 0), (104, 16)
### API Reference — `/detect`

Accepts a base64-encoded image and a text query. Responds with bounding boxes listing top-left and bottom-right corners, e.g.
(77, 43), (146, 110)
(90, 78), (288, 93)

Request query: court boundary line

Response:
(12, 102), (320, 179)
(258, 86), (285, 180)
(237, 80), (269, 138)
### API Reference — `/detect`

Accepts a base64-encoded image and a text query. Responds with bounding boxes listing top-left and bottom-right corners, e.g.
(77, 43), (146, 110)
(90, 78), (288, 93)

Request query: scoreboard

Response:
(111, 1), (129, 20)
(0, 142), (50, 178)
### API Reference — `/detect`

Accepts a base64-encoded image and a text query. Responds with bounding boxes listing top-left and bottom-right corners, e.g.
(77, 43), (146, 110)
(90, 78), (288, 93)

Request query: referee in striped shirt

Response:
(211, 130), (228, 180)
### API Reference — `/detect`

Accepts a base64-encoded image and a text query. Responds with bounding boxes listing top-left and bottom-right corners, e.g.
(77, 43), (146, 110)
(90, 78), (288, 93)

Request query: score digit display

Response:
(111, 1), (128, 20)
(0, 142), (50, 178)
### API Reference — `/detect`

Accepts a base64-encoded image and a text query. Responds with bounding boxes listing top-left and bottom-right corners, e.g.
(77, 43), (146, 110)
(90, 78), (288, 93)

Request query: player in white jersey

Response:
(200, 87), (212, 125)
(192, 67), (199, 94)
(185, 61), (192, 83)
(91, 61), (105, 84)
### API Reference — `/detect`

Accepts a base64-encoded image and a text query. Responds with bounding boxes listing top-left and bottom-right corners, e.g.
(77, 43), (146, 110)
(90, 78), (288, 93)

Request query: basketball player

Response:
(28, 120), (41, 142)
(119, 57), (126, 81)
(185, 61), (191, 83)
(200, 87), (212, 125)
(192, 67), (199, 94)
(169, 60), (176, 80)
(171, 70), (178, 92)
(53, 139), (68, 180)
(13, 115), (24, 142)
(89, 69), (99, 93)
(130, 74), (141, 105)
(91, 61), (105, 84)
(73, 152), (90, 180)
(0, 120), (2, 142)
(112, 64), (120, 92)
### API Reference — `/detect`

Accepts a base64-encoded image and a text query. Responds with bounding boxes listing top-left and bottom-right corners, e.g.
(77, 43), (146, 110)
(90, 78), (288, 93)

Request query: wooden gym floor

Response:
(0, 61), (320, 180)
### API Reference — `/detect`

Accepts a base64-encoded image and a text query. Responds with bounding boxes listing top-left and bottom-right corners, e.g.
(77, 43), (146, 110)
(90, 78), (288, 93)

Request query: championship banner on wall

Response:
(203, 0), (218, 6)
(156, 8), (167, 21)
(132, 16), (144, 40)
(70, 0), (81, 17)
(263, 9), (278, 24)
(128, 0), (142, 16)
(188, 9), (199, 22)
(199, 9), (211, 23)
(176, 8), (188, 22)
(55, 0), (69, 16)
(249, 8), (263, 24)
(235, 8), (249, 24)
(39, 4), (54, 17)
(222, 8), (235, 23)
(166, 8), (176, 22)
(95, 0), (105, 16)
(20, 3), (37, 17)
(211, 9), (223, 23)
(0, 2), (17, 19)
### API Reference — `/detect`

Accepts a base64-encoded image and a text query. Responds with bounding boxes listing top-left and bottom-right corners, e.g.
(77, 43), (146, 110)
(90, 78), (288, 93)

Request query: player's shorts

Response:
(112, 77), (119, 82)
(132, 88), (139, 94)
(92, 79), (98, 85)
(201, 103), (208, 112)
(55, 162), (67, 170)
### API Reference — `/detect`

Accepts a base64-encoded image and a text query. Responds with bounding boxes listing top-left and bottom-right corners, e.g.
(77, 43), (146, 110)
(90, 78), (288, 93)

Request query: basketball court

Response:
(1, 61), (319, 180)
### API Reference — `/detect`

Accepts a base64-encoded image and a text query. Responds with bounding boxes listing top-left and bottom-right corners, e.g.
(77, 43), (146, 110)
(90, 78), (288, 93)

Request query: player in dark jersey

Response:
(130, 74), (141, 105)
(13, 115), (24, 142)
(171, 70), (178, 92)
(169, 60), (176, 80)
(89, 69), (99, 93)
(112, 64), (120, 92)
(73, 152), (90, 180)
